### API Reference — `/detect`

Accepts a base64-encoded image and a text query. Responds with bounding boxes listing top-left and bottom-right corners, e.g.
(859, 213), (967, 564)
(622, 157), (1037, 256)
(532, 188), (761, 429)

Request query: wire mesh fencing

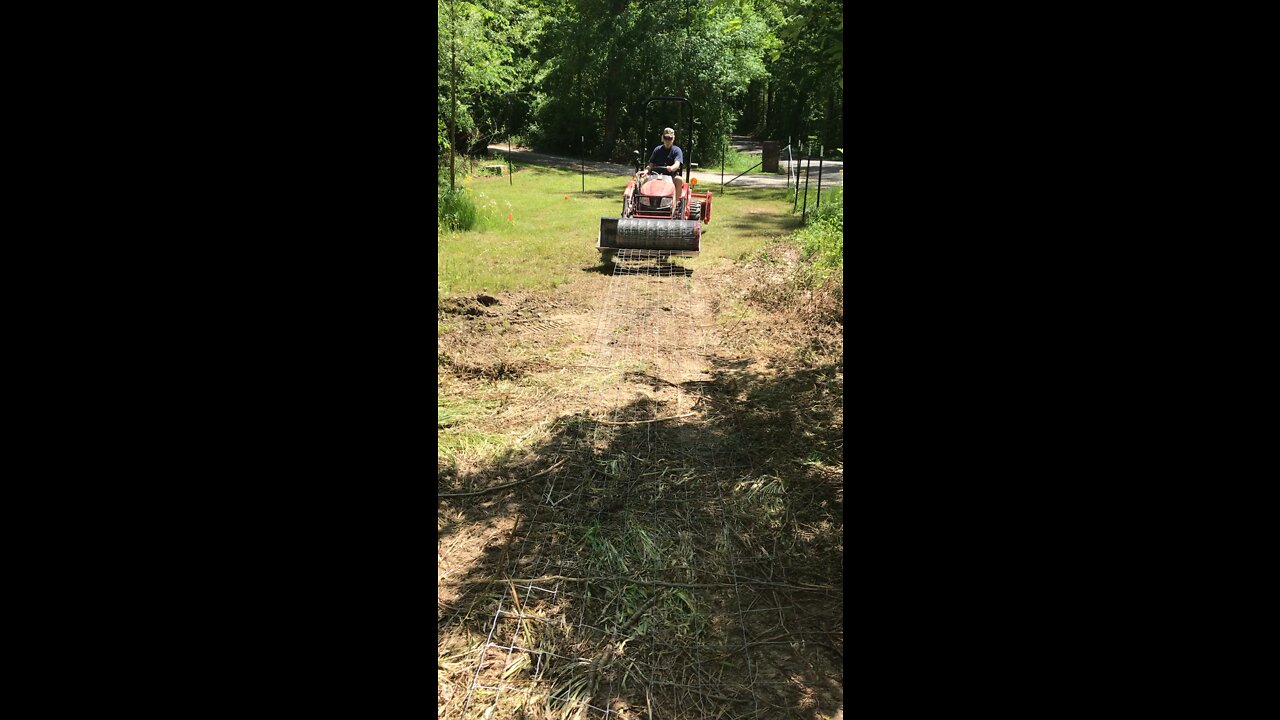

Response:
(442, 249), (843, 720)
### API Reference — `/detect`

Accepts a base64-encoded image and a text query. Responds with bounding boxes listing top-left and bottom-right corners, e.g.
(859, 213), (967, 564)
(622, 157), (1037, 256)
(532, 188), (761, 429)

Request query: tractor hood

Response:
(638, 175), (675, 197)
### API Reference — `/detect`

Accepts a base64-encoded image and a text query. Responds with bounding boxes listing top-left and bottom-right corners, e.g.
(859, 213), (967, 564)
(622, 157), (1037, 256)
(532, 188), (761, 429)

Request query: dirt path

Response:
(439, 249), (842, 719)
(486, 140), (844, 189)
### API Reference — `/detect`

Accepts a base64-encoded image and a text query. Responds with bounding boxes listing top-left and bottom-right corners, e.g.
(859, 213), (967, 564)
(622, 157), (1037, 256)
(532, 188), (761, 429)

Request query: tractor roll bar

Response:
(641, 96), (694, 183)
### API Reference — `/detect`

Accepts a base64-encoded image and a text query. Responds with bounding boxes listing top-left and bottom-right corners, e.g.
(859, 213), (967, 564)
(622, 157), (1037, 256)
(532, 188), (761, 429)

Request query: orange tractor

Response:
(598, 96), (712, 260)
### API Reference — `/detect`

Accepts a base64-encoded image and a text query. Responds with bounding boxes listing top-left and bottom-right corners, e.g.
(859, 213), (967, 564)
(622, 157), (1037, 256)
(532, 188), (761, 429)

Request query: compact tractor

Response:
(598, 96), (712, 261)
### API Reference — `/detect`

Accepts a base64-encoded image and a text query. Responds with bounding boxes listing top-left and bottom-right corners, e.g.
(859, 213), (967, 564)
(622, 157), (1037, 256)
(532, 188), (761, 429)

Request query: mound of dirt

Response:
(439, 295), (496, 317)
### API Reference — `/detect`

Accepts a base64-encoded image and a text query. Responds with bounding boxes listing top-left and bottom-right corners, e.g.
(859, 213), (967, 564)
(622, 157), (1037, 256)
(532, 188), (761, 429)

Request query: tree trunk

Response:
(600, 1), (626, 161)
(740, 79), (761, 136)
(792, 90), (808, 151)
(757, 77), (769, 137)
(449, 0), (457, 192)
(824, 87), (842, 152)
(763, 82), (777, 139)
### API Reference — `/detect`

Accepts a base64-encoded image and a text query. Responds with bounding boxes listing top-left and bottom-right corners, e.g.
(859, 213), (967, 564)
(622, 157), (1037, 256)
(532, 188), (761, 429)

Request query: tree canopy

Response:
(439, 0), (843, 164)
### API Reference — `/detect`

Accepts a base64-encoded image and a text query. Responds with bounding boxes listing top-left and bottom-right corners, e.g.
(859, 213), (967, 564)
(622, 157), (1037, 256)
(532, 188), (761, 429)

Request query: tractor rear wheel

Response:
(689, 200), (703, 221)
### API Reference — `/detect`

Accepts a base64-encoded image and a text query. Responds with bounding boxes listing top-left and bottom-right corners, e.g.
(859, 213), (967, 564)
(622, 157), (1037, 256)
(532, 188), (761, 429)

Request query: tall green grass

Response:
(795, 185), (842, 284)
(438, 156), (513, 230)
(439, 188), (482, 230)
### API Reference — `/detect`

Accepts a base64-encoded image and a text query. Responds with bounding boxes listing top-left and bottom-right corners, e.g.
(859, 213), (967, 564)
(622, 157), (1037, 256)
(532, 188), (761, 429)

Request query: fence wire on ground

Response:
(445, 248), (843, 719)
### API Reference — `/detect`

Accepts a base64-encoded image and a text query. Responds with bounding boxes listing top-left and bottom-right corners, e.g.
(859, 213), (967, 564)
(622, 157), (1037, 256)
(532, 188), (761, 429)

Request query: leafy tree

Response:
(529, 0), (772, 165)
(438, 0), (545, 157)
(435, 0), (842, 167)
(756, 0), (842, 151)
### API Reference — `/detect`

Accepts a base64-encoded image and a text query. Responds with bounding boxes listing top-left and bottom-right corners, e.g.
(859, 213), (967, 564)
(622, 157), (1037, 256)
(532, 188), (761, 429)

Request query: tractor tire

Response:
(689, 200), (703, 222)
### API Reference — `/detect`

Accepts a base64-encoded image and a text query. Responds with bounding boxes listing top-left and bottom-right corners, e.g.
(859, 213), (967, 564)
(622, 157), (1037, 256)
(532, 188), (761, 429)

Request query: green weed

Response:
(795, 185), (843, 284)
(582, 524), (627, 574)
(439, 187), (481, 230)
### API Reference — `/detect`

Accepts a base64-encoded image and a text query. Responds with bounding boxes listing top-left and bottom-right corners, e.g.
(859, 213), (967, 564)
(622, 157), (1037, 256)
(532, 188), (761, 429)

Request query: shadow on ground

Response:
(719, 213), (804, 234)
(439, 354), (843, 719)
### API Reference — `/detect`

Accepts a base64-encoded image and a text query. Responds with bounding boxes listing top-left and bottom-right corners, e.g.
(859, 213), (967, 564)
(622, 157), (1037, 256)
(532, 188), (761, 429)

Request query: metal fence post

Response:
(801, 143), (812, 223)
(816, 144), (823, 210)
(794, 142), (801, 212)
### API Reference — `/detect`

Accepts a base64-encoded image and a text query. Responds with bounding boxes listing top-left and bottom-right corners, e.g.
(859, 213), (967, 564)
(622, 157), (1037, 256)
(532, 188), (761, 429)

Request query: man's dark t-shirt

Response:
(648, 144), (684, 175)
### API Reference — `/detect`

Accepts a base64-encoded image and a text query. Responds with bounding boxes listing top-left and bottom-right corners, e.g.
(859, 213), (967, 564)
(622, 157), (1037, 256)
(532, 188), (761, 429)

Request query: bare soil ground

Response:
(439, 248), (843, 719)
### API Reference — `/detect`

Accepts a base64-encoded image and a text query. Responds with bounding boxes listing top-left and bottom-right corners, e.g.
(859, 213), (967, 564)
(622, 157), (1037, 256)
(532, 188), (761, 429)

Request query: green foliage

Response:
(527, 0), (771, 166)
(439, 153), (509, 231)
(805, 183), (841, 226)
(440, 187), (480, 231)
(436, 0), (842, 193)
(745, 0), (842, 150)
(439, 0), (545, 153)
(796, 185), (842, 283)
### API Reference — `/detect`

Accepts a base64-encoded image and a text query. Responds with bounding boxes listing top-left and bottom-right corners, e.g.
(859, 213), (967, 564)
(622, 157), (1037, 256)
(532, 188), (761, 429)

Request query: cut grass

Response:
(695, 186), (802, 263)
(438, 397), (504, 461)
(698, 147), (765, 176)
(437, 183), (845, 716)
(438, 397), (496, 428)
(438, 165), (800, 299)
(437, 427), (508, 465)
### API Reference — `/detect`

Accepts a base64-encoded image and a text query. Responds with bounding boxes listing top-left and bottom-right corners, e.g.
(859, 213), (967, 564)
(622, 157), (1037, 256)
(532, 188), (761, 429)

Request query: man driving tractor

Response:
(638, 127), (685, 211)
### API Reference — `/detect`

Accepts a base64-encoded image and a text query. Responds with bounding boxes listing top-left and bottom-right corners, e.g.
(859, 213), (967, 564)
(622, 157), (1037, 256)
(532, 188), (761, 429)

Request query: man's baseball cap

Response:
(662, 128), (675, 138)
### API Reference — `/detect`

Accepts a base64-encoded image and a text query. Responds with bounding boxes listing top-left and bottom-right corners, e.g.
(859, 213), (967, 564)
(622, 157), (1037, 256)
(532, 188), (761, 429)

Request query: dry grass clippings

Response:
(439, 252), (842, 719)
